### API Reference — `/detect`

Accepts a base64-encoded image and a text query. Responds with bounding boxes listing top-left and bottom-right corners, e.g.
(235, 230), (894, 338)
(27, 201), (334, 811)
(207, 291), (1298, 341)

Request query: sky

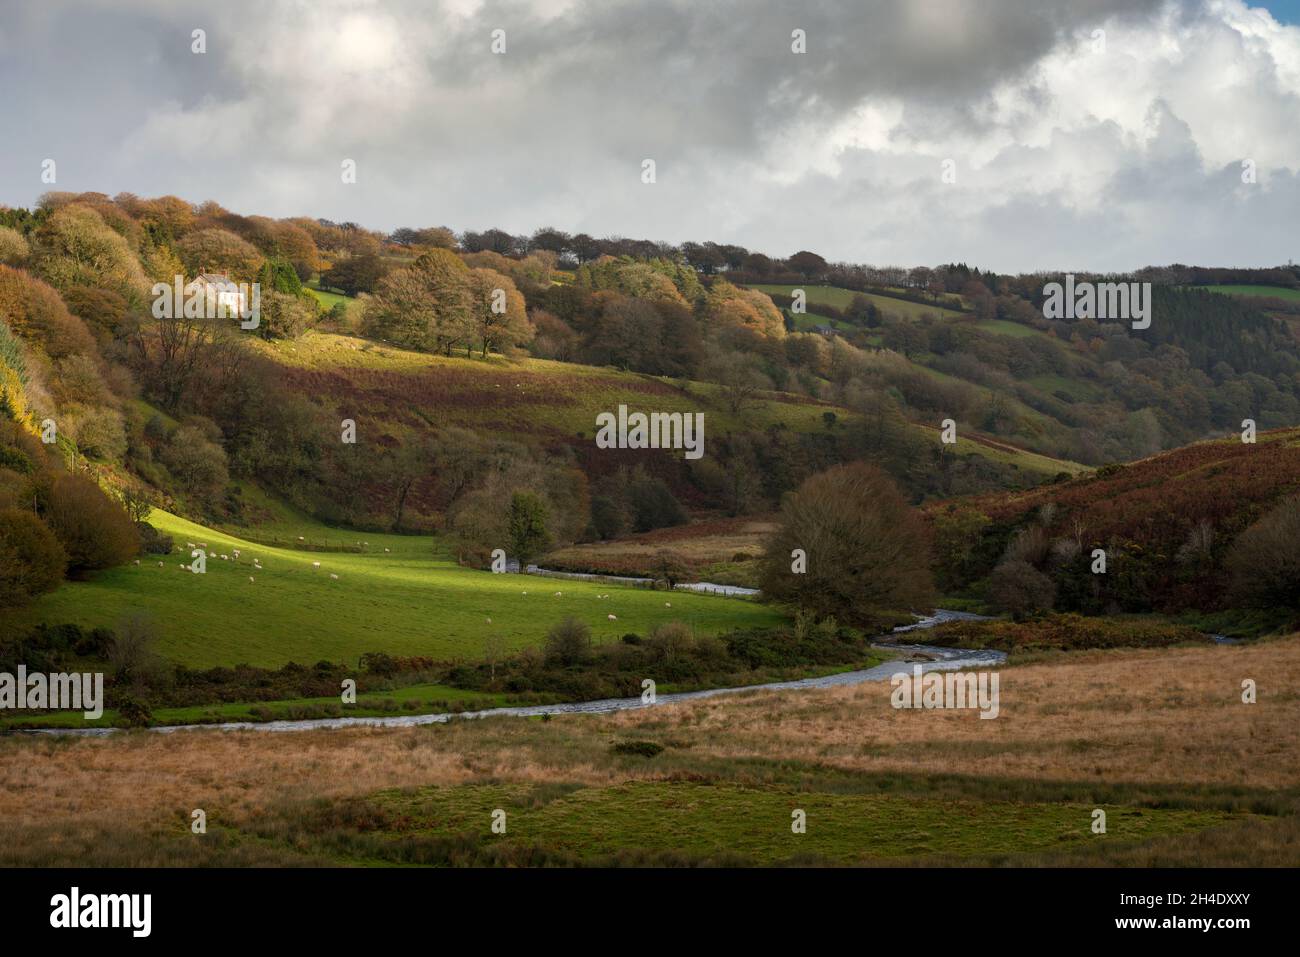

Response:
(0, 0), (1297, 273)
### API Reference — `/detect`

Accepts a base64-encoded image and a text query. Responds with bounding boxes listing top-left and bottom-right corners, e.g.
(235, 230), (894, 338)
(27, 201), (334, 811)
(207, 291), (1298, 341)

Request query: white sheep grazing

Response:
(208, 551), (215, 558)
(134, 559), (140, 565)
(249, 576), (255, 583)
(312, 561), (321, 568)
(187, 542), (196, 549)
(485, 617), (492, 624)
(158, 561), (164, 567)
(554, 591), (562, 597)
(221, 555), (228, 561)
(665, 602), (671, 607)
(329, 573), (339, 580)
(607, 614), (618, 621)
(298, 536), (305, 541)
(384, 548), (390, 553)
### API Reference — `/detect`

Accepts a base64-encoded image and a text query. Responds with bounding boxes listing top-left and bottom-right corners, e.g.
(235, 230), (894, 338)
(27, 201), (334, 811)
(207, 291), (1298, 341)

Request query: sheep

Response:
(384, 548), (390, 553)
(329, 573), (339, 579)
(554, 591), (563, 597)
(485, 617), (492, 624)
(312, 561), (321, 568)
(665, 602), (672, 607)
(158, 561), (164, 567)
(249, 576), (255, 583)
(607, 614), (618, 621)
(186, 542), (196, 549)
(134, 559), (140, 566)
(221, 555), (228, 561)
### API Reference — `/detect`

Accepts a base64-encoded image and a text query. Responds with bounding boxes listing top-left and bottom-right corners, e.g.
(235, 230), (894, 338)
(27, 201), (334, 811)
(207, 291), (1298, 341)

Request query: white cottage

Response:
(184, 271), (246, 319)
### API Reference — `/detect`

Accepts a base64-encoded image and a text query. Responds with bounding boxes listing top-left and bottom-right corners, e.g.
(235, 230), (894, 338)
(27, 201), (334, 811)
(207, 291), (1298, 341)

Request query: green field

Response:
(1195, 284), (1300, 302)
(750, 284), (964, 320)
(305, 280), (357, 315)
(14, 509), (785, 668)
(973, 318), (1045, 338)
(0, 681), (513, 731)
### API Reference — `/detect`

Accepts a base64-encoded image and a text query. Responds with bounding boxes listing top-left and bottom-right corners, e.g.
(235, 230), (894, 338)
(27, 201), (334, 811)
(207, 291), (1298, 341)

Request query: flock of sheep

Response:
(131, 536), (677, 625)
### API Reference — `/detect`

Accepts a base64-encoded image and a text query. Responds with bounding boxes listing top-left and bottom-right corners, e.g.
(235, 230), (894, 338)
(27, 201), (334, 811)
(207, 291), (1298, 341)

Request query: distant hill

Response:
(930, 427), (1300, 617)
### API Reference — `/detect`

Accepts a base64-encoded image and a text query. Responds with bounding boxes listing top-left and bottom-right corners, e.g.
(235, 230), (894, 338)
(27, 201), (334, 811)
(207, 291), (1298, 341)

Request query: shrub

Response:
(610, 740), (664, 758)
(543, 617), (592, 666)
(0, 508), (66, 605)
(988, 560), (1056, 619)
(115, 695), (153, 728)
(646, 621), (694, 663)
(107, 613), (170, 691)
(41, 473), (139, 572)
(135, 521), (173, 555)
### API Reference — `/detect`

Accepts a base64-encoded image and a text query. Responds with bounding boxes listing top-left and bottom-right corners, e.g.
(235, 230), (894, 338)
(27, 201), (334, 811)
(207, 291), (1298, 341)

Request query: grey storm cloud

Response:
(0, 0), (1295, 272)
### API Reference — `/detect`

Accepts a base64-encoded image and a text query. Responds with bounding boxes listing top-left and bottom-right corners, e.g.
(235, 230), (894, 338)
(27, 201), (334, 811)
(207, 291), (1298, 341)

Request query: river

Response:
(22, 610), (1002, 737)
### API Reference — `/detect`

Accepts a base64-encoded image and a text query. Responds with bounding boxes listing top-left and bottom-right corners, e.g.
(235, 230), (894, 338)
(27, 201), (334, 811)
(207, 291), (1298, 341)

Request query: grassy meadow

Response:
(0, 636), (1292, 866)
(749, 283), (965, 319)
(11, 507), (785, 669)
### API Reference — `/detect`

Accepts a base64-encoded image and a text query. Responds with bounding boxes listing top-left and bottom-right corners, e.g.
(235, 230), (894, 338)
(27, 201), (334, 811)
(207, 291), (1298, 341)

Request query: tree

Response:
(786, 250), (828, 280)
(705, 279), (785, 339)
(33, 204), (149, 303)
(1227, 495), (1300, 609)
(321, 253), (388, 296)
(653, 549), (688, 589)
(0, 226), (29, 266)
(362, 248), (474, 354)
(175, 228), (264, 283)
(507, 491), (552, 563)
(988, 560), (1056, 619)
(483, 633), (507, 682)
(257, 289), (316, 340)
(0, 508), (66, 606)
(702, 350), (767, 415)
(468, 267), (532, 357)
(760, 463), (933, 624)
(160, 425), (230, 504)
(39, 473), (140, 573)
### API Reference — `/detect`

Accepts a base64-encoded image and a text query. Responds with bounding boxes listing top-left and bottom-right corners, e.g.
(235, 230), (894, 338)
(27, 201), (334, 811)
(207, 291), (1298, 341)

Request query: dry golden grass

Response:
(545, 516), (776, 573)
(1, 636), (1295, 841)
(606, 637), (1300, 789)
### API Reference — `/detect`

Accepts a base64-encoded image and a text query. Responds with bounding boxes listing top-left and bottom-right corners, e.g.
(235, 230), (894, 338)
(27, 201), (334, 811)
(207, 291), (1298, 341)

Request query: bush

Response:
(115, 694), (153, 728)
(135, 521), (173, 555)
(107, 612), (167, 687)
(610, 740), (664, 758)
(0, 508), (67, 605)
(41, 474), (139, 573)
(646, 621), (694, 664)
(543, 617), (592, 666)
(988, 560), (1056, 619)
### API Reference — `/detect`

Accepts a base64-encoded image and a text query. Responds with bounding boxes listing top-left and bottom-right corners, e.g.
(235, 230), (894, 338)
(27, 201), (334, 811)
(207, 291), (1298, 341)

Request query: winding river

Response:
(26, 610), (1004, 737)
